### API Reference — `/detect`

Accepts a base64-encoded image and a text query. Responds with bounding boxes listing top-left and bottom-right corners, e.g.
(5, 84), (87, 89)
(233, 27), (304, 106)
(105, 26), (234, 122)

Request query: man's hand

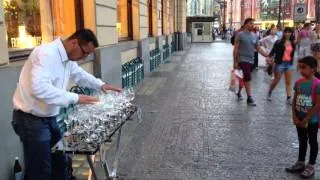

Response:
(233, 61), (239, 70)
(266, 57), (274, 65)
(101, 84), (122, 93)
(292, 116), (299, 125)
(78, 95), (99, 104)
(297, 119), (308, 128)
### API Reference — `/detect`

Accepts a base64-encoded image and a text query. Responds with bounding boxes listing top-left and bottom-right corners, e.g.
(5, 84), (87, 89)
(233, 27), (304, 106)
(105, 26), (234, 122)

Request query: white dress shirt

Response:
(13, 38), (104, 117)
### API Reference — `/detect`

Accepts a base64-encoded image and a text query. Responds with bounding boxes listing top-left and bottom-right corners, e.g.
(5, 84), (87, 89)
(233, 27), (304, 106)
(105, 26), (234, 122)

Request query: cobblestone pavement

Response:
(75, 42), (320, 180)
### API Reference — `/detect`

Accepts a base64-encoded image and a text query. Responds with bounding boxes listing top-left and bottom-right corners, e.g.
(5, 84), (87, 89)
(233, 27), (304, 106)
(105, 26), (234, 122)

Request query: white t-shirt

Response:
(311, 31), (320, 44)
(259, 35), (278, 54)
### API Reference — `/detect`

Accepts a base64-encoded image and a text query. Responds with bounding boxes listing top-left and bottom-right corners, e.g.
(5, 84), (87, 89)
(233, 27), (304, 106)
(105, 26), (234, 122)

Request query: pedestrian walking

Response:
(311, 42), (320, 79)
(259, 26), (278, 76)
(267, 27), (296, 104)
(311, 24), (320, 44)
(11, 29), (121, 180)
(276, 24), (283, 39)
(285, 56), (320, 179)
(233, 18), (269, 106)
(297, 23), (313, 59)
(253, 26), (260, 69)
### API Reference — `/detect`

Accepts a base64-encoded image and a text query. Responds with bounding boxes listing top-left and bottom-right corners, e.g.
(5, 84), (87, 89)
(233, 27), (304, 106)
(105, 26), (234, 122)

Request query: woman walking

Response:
(297, 23), (312, 59)
(267, 27), (296, 104)
(259, 26), (278, 76)
(311, 24), (320, 44)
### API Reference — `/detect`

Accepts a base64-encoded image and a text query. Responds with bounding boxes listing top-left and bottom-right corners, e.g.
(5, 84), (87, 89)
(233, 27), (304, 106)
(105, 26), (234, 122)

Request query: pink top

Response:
(299, 29), (312, 38)
(283, 43), (293, 61)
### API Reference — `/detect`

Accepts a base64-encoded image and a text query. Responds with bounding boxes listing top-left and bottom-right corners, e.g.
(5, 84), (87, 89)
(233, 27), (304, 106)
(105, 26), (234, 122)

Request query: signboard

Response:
(294, 3), (307, 22)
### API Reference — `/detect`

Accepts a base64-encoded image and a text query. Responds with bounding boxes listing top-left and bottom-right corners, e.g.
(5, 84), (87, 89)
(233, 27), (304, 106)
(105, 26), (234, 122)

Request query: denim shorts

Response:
(274, 62), (294, 72)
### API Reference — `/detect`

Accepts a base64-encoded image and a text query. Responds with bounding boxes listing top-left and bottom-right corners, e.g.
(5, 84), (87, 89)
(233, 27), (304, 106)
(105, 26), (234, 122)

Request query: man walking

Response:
(233, 18), (268, 106)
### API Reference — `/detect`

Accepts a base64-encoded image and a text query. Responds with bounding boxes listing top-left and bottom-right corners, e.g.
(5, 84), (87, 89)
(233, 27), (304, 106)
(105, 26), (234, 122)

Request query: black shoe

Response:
(236, 92), (244, 100)
(247, 97), (257, 106)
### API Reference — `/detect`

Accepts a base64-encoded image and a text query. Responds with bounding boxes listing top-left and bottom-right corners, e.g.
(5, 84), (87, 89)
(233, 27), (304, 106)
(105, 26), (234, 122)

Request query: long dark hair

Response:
(281, 27), (295, 42)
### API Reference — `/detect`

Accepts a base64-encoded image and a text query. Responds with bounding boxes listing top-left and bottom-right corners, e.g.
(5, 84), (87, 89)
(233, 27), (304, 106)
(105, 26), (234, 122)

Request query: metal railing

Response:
(149, 48), (161, 72)
(121, 57), (144, 88)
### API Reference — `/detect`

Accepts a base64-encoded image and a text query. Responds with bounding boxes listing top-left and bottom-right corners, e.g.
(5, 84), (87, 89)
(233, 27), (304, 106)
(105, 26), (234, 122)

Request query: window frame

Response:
(7, 0), (85, 61)
(117, 0), (133, 41)
(148, 0), (153, 37)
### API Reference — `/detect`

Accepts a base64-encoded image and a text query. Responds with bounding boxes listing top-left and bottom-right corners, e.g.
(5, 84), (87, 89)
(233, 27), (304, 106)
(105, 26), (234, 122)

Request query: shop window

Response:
(117, 0), (133, 40)
(3, 0), (88, 61)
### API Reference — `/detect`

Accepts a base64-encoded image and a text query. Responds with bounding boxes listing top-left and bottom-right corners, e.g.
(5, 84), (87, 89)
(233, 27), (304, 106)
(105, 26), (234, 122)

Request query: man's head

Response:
(276, 24), (282, 31)
(316, 23), (320, 32)
(243, 18), (255, 31)
(64, 29), (99, 61)
(312, 43), (320, 58)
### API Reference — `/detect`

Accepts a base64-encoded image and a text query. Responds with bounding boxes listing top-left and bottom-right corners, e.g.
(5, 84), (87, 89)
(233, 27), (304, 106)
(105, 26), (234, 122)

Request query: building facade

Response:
(0, 0), (187, 179)
(224, 0), (317, 29)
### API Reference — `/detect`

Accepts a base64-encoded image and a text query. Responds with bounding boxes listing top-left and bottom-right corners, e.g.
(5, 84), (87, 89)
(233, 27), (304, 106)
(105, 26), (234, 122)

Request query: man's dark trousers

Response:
(12, 110), (68, 180)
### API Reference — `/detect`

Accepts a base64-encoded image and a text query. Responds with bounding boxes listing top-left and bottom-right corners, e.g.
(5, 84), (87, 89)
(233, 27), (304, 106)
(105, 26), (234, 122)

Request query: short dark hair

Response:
(243, 18), (254, 25)
(67, 29), (99, 47)
(298, 56), (318, 69)
(304, 23), (311, 28)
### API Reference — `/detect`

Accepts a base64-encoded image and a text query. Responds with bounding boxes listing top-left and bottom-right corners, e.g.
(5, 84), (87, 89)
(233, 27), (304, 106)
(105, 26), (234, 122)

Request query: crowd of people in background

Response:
(232, 18), (320, 179)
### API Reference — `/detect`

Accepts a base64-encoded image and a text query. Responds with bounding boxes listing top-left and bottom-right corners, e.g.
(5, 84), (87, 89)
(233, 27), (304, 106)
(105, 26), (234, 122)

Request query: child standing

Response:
(285, 56), (320, 178)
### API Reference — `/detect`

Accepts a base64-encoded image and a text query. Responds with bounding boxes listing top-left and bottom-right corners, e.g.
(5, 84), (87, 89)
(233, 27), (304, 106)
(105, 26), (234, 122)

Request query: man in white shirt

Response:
(11, 29), (121, 180)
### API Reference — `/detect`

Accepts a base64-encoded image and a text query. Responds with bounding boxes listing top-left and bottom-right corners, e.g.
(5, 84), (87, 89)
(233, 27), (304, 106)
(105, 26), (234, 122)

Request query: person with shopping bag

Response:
(233, 18), (269, 106)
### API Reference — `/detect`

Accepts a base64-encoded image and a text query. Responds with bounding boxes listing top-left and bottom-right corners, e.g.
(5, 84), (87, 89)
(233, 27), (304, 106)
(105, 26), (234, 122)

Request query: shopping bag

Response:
(229, 70), (236, 92)
(234, 69), (243, 79)
(234, 69), (244, 89)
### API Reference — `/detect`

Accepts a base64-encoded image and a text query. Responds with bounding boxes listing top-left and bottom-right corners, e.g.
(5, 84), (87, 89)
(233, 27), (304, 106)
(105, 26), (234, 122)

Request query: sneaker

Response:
(267, 94), (272, 101)
(285, 162), (305, 173)
(236, 92), (244, 100)
(286, 98), (292, 105)
(300, 164), (315, 178)
(247, 97), (257, 106)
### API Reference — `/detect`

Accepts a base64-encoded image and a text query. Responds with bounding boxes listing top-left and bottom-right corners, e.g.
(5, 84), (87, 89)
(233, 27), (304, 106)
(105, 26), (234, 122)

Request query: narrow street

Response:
(78, 42), (318, 180)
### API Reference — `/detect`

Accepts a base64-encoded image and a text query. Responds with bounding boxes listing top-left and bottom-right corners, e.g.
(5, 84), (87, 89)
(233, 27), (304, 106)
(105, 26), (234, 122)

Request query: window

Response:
(117, 0), (133, 40)
(148, 0), (153, 36)
(161, 0), (167, 35)
(169, 0), (174, 33)
(4, 0), (44, 50)
(3, 0), (89, 60)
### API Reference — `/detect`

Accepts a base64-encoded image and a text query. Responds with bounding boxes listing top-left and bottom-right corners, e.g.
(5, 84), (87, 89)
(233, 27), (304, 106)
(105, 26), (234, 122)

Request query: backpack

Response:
(296, 78), (320, 128)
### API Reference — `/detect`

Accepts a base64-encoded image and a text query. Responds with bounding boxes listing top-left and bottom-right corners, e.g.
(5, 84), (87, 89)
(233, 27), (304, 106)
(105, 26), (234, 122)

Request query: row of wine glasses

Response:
(63, 88), (136, 152)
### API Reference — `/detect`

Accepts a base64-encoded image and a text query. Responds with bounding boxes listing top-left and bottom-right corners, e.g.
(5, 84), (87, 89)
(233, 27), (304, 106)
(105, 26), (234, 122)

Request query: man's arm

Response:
(69, 62), (121, 92)
(233, 35), (240, 69)
(292, 90), (299, 125)
(257, 44), (269, 57)
(31, 51), (79, 106)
